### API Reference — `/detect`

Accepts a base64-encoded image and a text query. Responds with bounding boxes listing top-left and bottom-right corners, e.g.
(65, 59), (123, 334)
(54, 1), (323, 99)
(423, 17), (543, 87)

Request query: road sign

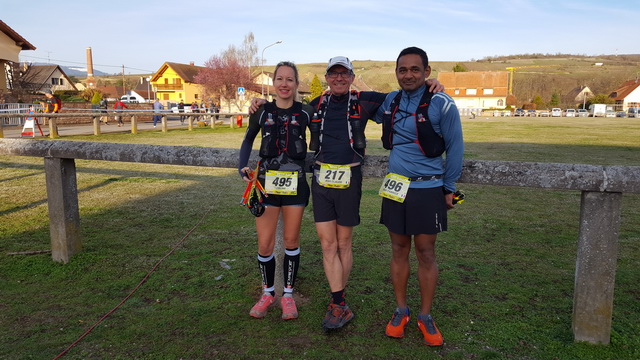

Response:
(237, 87), (245, 96)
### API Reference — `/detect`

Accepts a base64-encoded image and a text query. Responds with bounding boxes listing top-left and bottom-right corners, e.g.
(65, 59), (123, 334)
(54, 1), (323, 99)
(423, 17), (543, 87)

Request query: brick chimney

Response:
(86, 47), (95, 88)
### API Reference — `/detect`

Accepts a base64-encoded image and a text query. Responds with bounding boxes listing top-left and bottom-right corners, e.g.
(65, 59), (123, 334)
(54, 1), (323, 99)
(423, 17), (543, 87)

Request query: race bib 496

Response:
(378, 173), (410, 202)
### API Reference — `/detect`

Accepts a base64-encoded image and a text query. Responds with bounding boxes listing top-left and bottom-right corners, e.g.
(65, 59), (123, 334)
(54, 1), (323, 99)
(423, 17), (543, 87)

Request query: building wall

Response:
(152, 67), (204, 104)
(0, 34), (21, 92)
(622, 87), (640, 109)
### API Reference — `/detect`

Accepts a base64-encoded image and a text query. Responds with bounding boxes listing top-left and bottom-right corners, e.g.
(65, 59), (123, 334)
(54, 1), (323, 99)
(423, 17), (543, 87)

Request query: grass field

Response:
(1, 117), (639, 359)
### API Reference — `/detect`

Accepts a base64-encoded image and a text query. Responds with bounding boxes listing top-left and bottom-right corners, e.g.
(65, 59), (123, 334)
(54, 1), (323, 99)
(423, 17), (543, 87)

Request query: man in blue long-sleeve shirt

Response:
(374, 46), (463, 346)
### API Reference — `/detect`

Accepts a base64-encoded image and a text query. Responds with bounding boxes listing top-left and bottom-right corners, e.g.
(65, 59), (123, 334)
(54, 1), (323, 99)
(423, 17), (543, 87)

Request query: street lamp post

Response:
(146, 77), (151, 102)
(261, 40), (282, 97)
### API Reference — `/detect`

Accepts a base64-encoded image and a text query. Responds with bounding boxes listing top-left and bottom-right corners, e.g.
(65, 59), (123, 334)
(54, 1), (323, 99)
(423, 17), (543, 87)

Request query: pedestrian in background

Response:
(153, 99), (164, 128)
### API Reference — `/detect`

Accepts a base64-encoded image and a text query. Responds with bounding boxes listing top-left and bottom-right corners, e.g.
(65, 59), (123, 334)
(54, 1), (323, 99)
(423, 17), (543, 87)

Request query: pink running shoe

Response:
(280, 296), (298, 320)
(249, 293), (275, 318)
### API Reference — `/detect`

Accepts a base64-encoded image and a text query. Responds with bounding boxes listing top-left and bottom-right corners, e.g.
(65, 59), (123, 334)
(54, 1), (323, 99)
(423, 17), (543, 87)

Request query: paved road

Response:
(2, 117), (235, 138)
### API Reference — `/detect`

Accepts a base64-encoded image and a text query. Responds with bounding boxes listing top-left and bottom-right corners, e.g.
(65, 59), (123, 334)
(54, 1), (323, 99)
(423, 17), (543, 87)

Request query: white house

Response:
(609, 80), (640, 111)
(438, 71), (509, 110)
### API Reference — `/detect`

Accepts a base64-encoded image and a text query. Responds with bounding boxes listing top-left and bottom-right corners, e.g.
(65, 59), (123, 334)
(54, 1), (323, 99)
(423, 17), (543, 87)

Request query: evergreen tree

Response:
(532, 95), (545, 109)
(549, 92), (560, 107)
(452, 63), (468, 72)
(310, 74), (324, 99)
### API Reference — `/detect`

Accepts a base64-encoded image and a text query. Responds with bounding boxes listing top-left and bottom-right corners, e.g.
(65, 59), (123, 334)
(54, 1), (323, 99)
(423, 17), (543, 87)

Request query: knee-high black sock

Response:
(283, 248), (300, 296)
(257, 253), (275, 296)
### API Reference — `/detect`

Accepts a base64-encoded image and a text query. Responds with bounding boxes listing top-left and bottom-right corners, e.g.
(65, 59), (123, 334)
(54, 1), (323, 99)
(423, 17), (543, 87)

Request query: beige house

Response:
(20, 64), (78, 93)
(564, 85), (593, 108)
(0, 20), (36, 95)
(438, 71), (509, 110)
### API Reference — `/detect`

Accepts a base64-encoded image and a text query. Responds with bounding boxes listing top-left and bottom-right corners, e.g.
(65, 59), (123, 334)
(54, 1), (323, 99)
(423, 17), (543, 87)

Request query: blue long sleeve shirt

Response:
(374, 84), (464, 192)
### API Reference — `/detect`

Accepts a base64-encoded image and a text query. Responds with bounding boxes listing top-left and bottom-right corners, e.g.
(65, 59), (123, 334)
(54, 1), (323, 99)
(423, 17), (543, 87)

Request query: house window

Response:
(483, 88), (493, 95)
(163, 94), (169, 100)
(497, 99), (504, 106)
(466, 88), (477, 95)
(164, 78), (169, 85)
(454, 89), (460, 95)
(52, 78), (60, 85)
(195, 94), (199, 99)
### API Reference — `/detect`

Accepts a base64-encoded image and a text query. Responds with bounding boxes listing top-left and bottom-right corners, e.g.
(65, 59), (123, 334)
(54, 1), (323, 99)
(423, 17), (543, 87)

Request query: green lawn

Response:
(1, 117), (639, 359)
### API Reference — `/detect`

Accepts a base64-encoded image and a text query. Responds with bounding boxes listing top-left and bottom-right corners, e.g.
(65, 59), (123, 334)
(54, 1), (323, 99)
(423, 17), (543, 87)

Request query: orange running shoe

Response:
(249, 293), (275, 318)
(417, 314), (443, 346)
(385, 307), (410, 338)
(280, 295), (298, 320)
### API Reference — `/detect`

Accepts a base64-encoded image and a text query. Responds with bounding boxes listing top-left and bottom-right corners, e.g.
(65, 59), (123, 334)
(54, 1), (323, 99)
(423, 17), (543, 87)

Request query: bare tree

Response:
(195, 33), (259, 112)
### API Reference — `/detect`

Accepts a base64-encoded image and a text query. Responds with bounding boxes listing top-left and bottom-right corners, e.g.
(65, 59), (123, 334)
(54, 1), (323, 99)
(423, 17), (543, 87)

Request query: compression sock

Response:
(283, 247), (300, 297)
(257, 253), (276, 296)
(331, 289), (345, 306)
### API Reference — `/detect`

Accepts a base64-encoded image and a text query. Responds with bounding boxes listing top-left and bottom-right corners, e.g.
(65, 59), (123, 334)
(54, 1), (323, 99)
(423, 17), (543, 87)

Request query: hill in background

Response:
(294, 54), (640, 107)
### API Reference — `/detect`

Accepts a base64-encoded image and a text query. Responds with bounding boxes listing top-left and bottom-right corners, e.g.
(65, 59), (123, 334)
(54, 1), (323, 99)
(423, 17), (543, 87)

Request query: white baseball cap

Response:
(326, 56), (353, 72)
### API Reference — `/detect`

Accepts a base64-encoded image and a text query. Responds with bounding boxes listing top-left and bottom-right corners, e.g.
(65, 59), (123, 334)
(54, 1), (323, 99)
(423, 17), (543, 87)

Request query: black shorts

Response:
(380, 186), (447, 235)
(311, 165), (362, 226)
(258, 175), (310, 207)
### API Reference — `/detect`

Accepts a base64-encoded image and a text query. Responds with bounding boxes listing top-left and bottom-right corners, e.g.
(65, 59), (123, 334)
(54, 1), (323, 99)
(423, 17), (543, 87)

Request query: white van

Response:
(589, 104), (606, 117)
(551, 108), (562, 117)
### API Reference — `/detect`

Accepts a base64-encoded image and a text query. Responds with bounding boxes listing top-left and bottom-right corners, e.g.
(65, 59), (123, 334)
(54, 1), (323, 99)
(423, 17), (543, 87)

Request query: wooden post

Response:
(92, 116), (100, 136)
(0, 121), (4, 138)
(572, 191), (622, 344)
(49, 118), (59, 138)
(161, 115), (168, 133)
(131, 115), (138, 134)
(188, 114), (193, 131)
(44, 157), (81, 263)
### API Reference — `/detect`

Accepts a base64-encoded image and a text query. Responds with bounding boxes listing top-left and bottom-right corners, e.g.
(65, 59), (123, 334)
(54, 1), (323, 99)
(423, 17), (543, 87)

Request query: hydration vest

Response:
(381, 90), (445, 158)
(259, 101), (308, 160)
(309, 90), (366, 160)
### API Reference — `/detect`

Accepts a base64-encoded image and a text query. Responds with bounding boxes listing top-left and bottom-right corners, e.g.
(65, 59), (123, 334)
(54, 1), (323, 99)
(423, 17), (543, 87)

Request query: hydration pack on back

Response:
(381, 90), (445, 158)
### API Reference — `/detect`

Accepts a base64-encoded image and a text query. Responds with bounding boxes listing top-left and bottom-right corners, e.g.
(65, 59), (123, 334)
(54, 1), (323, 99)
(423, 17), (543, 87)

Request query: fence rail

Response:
(1, 138), (638, 345)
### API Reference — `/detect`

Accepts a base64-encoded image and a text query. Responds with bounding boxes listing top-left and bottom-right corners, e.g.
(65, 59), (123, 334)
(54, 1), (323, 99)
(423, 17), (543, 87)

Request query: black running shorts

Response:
(380, 186), (447, 235)
(311, 166), (362, 226)
(258, 176), (310, 207)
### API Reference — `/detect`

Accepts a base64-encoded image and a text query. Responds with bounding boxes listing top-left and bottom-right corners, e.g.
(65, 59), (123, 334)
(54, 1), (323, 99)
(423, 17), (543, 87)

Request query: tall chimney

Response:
(86, 47), (95, 88)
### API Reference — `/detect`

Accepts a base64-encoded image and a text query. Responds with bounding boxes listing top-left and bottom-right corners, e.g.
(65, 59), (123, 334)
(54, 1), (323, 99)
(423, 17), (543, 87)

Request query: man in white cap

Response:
(308, 56), (443, 331)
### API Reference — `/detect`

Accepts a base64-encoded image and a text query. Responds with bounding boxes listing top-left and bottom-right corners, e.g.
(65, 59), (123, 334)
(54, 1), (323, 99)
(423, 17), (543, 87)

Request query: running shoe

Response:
(280, 296), (298, 320)
(385, 307), (410, 338)
(249, 293), (275, 319)
(417, 314), (443, 346)
(322, 303), (354, 329)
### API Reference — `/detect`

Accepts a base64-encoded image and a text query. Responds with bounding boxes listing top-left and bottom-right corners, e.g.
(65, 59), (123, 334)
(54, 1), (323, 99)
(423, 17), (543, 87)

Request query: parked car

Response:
(527, 109), (537, 117)
(551, 108), (562, 117)
(616, 111), (627, 117)
(514, 108), (526, 116)
(577, 109), (589, 117)
(120, 95), (139, 103)
(539, 110), (550, 117)
(605, 110), (616, 118)
(502, 110), (511, 116)
(628, 108), (640, 118)
(565, 109), (576, 117)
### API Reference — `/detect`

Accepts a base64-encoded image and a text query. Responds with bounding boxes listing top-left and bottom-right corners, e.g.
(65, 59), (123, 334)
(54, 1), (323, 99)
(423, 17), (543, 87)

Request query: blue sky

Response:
(3, 0), (639, 75)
